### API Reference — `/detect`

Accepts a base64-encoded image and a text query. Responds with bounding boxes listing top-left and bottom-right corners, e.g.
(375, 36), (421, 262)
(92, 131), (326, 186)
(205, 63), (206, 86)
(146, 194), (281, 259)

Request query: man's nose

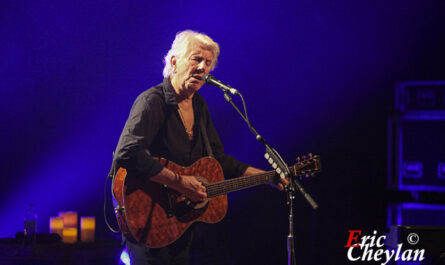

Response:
(197, 61), (208, 72)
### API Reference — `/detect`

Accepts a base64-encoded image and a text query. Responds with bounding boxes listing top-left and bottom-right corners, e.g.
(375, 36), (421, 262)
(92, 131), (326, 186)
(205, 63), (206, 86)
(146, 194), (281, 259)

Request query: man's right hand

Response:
(150, 168), (207, 202)
(177, 175), (207, 202)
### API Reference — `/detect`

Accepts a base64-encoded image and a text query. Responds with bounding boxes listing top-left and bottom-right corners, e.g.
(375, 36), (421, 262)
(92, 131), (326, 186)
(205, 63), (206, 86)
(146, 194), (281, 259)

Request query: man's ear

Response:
(171, 56), (177, 72)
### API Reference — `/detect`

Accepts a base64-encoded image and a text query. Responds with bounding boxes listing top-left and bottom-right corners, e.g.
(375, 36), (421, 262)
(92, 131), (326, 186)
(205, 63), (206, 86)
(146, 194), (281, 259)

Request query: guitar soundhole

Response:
(175, 199), (209, 222)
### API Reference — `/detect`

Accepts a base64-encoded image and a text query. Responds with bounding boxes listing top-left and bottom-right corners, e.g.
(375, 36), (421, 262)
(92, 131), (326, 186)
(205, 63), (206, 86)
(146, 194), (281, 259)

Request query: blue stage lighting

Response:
(120, 249), (130, 265)
(438, 162), (445, 179)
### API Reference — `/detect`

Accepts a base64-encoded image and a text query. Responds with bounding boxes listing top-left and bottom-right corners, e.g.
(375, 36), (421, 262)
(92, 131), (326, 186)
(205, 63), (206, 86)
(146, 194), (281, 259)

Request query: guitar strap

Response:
(200, 118), (214, 157)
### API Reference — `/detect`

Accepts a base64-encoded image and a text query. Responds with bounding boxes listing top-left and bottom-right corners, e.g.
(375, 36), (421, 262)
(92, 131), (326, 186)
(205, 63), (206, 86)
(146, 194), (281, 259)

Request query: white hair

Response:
(163, 30), (220, 78)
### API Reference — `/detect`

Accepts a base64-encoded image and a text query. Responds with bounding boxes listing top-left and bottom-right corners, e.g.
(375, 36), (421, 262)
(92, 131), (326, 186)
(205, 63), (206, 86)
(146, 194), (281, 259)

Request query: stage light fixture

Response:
(120, 249), (130, 265)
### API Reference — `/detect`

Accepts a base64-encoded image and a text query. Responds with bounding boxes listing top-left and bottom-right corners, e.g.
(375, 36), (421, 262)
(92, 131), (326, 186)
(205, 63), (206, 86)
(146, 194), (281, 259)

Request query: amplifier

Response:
(388, 81), (445, 192)
(386, 225), (445, 265)
(387, 202), (445, 227)
(395, 81), (445, 113)
(386, 203), (445, 265)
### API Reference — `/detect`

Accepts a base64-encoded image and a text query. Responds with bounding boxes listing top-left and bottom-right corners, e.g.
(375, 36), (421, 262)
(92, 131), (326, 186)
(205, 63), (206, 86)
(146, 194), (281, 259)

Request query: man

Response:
(113, 30), (288, 265)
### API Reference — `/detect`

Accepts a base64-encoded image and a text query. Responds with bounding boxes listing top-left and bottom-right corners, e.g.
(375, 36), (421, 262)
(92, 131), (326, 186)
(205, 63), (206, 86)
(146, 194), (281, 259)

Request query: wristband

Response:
(174, 172), (182, 183)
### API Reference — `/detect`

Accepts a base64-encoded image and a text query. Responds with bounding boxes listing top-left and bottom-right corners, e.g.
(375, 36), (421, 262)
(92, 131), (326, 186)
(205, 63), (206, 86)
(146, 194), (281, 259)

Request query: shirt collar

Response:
(162, 77), (179, 107)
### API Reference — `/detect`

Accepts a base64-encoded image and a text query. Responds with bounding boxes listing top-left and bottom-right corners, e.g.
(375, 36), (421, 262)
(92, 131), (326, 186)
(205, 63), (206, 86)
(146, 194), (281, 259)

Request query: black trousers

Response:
(126, 229), (194, 265)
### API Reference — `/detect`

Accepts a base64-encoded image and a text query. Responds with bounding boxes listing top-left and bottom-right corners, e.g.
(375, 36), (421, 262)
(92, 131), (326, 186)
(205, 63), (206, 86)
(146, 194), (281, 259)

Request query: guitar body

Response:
(112, 157), (228, 248)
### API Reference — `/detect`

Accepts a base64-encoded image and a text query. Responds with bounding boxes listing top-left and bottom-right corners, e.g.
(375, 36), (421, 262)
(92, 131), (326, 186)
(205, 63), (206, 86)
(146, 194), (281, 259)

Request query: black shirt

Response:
(114, 77), (249, 179)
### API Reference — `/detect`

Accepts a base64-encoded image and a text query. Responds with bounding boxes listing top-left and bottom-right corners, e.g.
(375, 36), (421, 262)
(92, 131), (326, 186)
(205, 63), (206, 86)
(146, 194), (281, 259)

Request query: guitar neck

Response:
(206, 170), (279, 198)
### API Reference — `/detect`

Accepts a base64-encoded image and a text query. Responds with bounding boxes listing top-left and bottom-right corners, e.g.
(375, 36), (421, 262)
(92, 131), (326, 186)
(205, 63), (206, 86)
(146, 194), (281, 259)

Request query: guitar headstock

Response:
(291, 153), (321, 178)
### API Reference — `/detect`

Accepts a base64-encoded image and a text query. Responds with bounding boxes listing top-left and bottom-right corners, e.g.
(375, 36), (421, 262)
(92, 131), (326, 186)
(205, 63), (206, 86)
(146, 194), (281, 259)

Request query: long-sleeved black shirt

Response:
(114, 77), (249, 179)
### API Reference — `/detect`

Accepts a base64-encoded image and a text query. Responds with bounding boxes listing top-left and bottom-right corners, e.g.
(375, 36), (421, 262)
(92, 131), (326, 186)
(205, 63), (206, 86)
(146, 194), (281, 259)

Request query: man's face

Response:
(172, 44), (214, 95)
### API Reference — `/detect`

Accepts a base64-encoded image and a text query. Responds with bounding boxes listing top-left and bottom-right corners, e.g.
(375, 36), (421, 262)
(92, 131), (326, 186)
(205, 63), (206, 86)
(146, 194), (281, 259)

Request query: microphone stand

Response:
(220, 91), (318, 265)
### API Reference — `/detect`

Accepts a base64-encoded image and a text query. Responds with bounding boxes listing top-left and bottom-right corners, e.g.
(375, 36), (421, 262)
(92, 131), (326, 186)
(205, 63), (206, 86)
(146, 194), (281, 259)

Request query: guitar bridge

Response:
(164, 186), (176, 218)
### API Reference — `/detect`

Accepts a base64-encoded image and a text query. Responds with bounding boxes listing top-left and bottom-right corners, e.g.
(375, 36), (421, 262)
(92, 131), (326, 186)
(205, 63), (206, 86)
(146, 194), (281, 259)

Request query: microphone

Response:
(203, 74), (239, 95)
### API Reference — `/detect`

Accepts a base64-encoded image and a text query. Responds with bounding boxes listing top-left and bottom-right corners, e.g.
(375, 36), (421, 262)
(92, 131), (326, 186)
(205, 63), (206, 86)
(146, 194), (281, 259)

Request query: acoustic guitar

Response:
(112, 155), (321, 248)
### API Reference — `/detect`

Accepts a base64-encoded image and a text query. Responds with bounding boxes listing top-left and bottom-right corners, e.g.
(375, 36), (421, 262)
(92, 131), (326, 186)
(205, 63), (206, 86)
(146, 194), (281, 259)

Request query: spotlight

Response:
(120, 249), (130, 265)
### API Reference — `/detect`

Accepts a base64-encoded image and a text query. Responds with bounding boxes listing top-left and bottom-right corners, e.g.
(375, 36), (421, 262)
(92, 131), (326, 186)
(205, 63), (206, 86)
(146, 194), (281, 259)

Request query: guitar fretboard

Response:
(204, 157), (318, 198)
(205, 170), (276, 198)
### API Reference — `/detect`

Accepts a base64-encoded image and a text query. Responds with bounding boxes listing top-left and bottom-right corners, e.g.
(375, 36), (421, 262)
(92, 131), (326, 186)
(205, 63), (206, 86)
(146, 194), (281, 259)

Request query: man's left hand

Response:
(270, 176), (290, 191)
(243, 166), (290, 191)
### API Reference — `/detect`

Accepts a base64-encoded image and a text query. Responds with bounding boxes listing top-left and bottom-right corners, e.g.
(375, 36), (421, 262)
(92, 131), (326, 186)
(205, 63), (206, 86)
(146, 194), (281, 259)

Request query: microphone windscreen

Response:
(203, 73), (213, 84)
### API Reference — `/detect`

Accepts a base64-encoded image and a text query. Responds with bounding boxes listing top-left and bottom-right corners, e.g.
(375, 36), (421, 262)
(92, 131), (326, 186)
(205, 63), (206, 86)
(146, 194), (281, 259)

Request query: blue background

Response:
(1, 0), (444, 264)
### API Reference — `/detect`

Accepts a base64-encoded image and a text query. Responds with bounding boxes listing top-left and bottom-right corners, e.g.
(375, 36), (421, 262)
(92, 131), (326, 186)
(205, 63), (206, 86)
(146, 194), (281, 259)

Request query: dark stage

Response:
(1, 0), (445, 264)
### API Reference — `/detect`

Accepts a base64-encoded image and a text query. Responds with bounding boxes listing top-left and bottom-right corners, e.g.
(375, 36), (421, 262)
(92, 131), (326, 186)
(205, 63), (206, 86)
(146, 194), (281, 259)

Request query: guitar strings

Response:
(205, 171), (275, 198)
(207, 171), (272, 195)
(205, 162), (314, 197)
